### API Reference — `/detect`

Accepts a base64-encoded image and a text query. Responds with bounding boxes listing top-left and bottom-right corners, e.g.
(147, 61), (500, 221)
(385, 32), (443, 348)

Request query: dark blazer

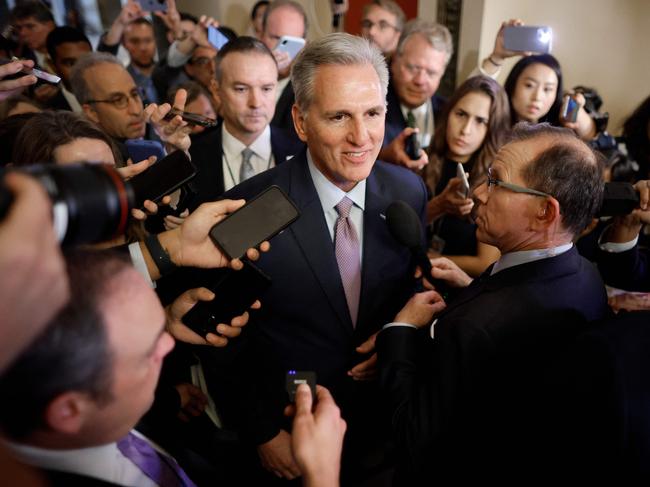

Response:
(270, 81), (300, 143)
(185, 121), (303, 211)
(42, 469), (123, 487)
(45, 88), (74, 111)
(571, 310), (650, 483)
(597, 244), (650, 291)
(197, 150), (428, 450)
(377, 247), (608, 484)
(383, 80), (446, 147)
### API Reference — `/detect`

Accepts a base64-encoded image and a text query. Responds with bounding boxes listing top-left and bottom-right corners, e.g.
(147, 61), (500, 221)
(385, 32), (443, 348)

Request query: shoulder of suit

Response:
(373, 159), (426, 189)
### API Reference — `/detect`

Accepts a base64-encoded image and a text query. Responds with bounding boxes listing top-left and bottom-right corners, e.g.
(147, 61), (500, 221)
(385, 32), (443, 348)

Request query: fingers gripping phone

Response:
(561, 96), (579, 123)
(207, 26), (230, 50)
(275, 36), (306, 60)
(182, 261), (271, 337)
(163, 108), (218, 128)
(209, 185), (300, 260)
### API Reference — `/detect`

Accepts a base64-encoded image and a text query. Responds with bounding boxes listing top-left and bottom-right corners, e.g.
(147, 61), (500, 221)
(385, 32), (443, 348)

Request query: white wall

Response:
(460, 0), (650, 133)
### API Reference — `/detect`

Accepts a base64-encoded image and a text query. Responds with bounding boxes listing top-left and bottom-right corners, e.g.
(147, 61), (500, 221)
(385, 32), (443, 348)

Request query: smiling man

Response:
(198, 33), (428, 484)
(377, 123), (609, 483)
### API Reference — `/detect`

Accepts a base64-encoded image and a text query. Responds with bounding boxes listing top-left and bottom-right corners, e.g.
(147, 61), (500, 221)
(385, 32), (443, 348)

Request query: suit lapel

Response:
(287, 154), (354, 334)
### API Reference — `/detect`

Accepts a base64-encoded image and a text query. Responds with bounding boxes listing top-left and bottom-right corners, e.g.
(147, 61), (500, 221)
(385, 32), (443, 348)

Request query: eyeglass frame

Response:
(400, 62), (441, 81)
(486, 167), (552, 198)
(86, 88), (143, 109)
(360, 19), (399, 32)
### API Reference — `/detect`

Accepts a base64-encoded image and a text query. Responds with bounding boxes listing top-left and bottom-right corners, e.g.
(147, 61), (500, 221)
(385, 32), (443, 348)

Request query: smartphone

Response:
(207, 26), (230, 50)
(128, 149), (197, 207)
(561, 96), (579, 123)
(1, 57), (61, 83)
(456, 163), (470, 198)
(405, 132), (421, 160)
(275, 35), (306, 60)
(182, 261), (271, 336)
(209, 185), (300, 260)
(162, 108), (218, 128)
(503, 26), (553, 54)
(125, 139), (166, 163)
(286, 370), (317, 403)
(138, 0), (167, 12)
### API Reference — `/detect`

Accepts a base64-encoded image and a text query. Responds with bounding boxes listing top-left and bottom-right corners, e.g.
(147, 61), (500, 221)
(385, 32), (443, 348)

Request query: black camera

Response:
(0, 164), (134, 245)
(599, 182), (640, 217)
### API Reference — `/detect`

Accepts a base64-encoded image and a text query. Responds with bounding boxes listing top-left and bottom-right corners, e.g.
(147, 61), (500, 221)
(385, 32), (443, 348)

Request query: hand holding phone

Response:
(275, 36), (306, 60)
(286, 370), (317, 403)
(163, 107), (217, 128)
(207, 26), (230, 50)
(210, 185), (300, 260)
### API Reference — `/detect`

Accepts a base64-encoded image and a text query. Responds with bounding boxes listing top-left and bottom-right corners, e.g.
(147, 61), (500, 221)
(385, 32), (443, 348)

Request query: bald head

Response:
(511, 123), (603, 236)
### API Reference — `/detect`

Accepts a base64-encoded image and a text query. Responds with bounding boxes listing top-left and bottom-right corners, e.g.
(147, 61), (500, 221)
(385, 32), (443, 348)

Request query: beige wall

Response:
(460, 0), (650, 133)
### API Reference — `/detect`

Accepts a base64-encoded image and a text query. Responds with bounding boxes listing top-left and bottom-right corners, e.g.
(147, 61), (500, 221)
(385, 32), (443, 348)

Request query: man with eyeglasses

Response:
(377, 123), (609, 483)
(71, 52), (190, 161)
(360, 0), (405, 59)
(379, 19), (452, 170)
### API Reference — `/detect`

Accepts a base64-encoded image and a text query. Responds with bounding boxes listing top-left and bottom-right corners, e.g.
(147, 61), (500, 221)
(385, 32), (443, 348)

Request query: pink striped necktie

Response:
(335, 196), (361, 327)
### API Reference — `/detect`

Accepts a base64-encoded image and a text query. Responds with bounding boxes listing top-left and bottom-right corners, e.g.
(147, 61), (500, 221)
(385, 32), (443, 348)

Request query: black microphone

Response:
(385, 200), (448, 293)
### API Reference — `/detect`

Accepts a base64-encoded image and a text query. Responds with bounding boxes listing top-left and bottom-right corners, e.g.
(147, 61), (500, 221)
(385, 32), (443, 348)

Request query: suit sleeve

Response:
(598, 244), (650, 291)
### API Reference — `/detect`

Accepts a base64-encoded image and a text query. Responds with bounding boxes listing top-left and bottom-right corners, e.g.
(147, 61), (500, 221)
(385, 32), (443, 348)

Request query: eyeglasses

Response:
(361, 19), (399, 32)
(401, 62), (440, 81)
(87, 89), (142, 109)
(486, 168), (552, 198)
(189, 56), (216, 66)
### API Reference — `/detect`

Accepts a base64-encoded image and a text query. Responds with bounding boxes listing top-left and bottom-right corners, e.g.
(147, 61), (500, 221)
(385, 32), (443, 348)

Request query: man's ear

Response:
(534, 197), (561, 229)
(44, 391), (93, 435)
(82, 103), (100, 125)
(291, 104), (308, 143)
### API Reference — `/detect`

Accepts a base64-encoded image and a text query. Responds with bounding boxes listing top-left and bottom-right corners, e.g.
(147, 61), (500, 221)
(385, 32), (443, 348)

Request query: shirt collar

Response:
(400, 99), (429, 120)
(306, 150), (366, 212)
(222, 123), (271, 162)
(491, 243), (574, 275)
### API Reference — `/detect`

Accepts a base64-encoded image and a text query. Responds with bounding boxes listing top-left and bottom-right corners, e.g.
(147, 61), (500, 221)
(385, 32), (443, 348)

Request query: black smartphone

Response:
(286, 370), (317, 403)
(181, 261), (271, 337)
(163, 108), (217, 128)
(209, 185), (300, 260)
(405, 132), (421, 160)
(128, 149), (197, 208)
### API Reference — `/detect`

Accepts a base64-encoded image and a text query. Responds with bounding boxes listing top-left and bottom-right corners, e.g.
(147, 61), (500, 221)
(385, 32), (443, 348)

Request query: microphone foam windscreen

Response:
(385, 200), (423, 249)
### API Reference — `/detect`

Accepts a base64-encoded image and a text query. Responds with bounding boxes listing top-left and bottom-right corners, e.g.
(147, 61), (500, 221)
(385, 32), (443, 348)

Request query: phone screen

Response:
(210, 185), (300, 259)
(182, 262), (271, 336)
(275, 36), (306, 60)
(561, 97), (579, 123)
(128, 150), (197, 207)
(208, 26), (230, 50)
(503, 26), (553, 54)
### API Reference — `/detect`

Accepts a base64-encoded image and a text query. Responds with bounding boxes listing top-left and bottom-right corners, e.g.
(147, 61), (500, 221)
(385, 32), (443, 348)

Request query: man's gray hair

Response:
(291, 33), (389, 113)
(396, 19), (453, 65)
(70, 52), (124, 104)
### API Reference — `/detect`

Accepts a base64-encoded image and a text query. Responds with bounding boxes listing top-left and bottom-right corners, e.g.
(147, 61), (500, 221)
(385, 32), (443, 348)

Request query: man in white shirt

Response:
(380, 19), (452, 170)
(187, 36), (302, 210)
(377, 123), (609, 484)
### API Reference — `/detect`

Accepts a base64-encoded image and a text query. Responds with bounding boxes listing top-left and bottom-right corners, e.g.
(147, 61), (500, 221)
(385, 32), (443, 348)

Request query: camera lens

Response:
(20, 164), (134, 245)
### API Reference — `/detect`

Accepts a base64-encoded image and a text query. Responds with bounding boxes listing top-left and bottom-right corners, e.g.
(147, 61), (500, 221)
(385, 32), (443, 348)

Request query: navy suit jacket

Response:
(185, 121), (303, 210)
(597, 244), (650, 292)
(383, 80), (446, 147)
(197, 149), (428, 445)
(377, 247), (608, 483)
(270, 81), (300, 143)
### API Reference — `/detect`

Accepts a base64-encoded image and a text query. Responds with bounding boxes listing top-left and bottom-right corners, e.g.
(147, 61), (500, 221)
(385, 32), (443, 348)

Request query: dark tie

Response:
(239, 147), (255, 183)
(335, 196), (361, 327)
(407, 110), (416, 129)
(117, 431), (197, 487)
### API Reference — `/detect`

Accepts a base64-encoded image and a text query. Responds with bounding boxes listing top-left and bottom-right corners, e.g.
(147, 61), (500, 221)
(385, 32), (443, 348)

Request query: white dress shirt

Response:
(222, 124), (275, 191)
(306, 150), (365, 262)
(6, 430), (159, 487)
(61, 85), (82, 113)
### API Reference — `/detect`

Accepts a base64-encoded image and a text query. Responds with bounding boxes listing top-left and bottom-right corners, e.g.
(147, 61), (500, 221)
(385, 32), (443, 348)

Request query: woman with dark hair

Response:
(480, 19), (597, 140)
(622, 95), (650, 177)
(11, 109), (122, 166)
(423, 75), (511, 276)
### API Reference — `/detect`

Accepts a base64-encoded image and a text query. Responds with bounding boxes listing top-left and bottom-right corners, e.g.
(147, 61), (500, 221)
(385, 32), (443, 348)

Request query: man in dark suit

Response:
(186, 36), (302, 211)
(261, 0), (308, 143)
(377, 123), (609, 483)
(379, 19), (451, 170)
(198, 33), (427, 483)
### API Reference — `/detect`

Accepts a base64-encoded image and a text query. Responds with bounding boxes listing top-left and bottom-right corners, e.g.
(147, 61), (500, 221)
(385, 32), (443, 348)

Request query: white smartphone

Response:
(503, 26), (553, 54)
(456, 163), (470, 198)
(275, 35), (306, 60)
